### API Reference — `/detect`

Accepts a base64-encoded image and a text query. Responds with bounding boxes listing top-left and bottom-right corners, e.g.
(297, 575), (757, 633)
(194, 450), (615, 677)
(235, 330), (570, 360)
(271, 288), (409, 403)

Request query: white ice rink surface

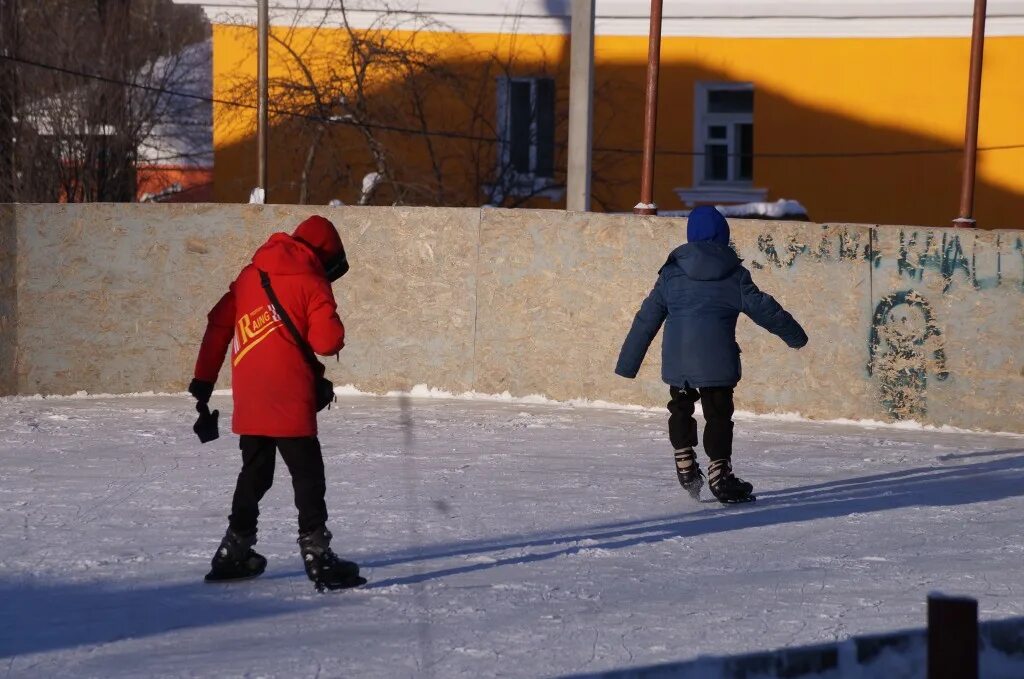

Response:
(1, 393), (1023, 678)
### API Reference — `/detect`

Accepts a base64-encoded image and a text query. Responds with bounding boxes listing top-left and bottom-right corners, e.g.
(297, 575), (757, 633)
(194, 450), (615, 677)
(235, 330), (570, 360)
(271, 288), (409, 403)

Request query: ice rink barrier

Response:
(2, 204), (1021, 433)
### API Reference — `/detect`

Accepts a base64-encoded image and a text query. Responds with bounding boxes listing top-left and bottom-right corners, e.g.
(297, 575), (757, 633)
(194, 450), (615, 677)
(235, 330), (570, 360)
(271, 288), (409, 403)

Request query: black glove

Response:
(193, 402), (220, 443)
(188, 378), (214, 404)
(188, 379), (218, 443)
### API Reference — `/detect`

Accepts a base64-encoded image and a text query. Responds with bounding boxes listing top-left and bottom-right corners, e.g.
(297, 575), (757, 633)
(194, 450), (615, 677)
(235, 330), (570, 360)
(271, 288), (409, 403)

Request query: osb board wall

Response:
(0, 205), (15, 395)
(4, 204), (1023, 433)
(686, 220), (871, 420)
(869, 227), (1024, 433)
(475, 209), (675, 407)
(8, 204), (478, 397)
(13, 204), (271, 394)
(325, 206), (479, 393)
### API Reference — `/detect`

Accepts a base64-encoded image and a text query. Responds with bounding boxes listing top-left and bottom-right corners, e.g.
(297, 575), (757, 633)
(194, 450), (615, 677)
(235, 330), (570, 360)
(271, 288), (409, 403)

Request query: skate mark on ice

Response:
(359, 452), (1024, 588)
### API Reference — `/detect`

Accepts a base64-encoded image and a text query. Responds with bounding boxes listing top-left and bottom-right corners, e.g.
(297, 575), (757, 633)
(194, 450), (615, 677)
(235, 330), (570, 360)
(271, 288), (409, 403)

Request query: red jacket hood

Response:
(293, 215), (343, 262)
(251, 232), (326, 276)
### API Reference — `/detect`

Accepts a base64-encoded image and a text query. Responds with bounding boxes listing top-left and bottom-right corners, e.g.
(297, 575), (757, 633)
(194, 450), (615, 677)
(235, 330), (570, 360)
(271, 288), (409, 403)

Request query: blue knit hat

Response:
(687, 206), (730, 246)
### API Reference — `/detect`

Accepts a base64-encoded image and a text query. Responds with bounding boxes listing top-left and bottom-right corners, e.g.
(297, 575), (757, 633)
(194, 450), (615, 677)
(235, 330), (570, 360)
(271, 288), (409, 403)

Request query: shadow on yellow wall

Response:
(212, 44), (1024, 229)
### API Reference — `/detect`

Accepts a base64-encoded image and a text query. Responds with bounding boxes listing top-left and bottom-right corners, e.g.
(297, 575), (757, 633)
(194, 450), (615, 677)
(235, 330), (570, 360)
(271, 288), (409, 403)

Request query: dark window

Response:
(705, 143), (728, 181)
(534, 78), (555, 178)
(708, 89), (753, 114)
(737, 123), (754, 181)
(501, 77), (556, 180)
(509, 81), (532, 174)
(698, 84), (754, 184)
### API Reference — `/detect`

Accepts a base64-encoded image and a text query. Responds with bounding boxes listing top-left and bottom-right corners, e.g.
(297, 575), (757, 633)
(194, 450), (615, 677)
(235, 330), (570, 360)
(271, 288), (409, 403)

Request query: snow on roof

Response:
(661, 199), (809, 220)
(136, 39), (213, 168)
(23, 40), (212, 169)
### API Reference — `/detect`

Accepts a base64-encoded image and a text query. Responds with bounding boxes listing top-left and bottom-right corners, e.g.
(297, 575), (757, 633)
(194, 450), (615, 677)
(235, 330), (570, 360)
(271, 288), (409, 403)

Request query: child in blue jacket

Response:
(615, 207), (807, 503)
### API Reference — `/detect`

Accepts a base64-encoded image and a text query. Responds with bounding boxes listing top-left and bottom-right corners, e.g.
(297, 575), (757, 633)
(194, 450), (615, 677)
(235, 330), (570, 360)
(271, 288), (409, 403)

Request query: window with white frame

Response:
(496, 76), (555, 194)
(695, 82), (754, 185)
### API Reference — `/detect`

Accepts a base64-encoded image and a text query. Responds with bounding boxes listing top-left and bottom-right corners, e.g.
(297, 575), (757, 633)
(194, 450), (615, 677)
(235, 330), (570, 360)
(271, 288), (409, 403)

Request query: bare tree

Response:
(456, 30), (568, 209)
(6, 0), (208, 203)
(458, 37), (626, 210)
(219, 1), (624, 209)
(0, 0), (19, 203)
(220, 1), (462, 205)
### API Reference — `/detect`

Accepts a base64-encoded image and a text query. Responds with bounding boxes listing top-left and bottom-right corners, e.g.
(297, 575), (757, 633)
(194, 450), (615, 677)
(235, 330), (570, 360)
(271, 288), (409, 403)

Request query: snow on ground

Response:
(1, 393), (1023, 678)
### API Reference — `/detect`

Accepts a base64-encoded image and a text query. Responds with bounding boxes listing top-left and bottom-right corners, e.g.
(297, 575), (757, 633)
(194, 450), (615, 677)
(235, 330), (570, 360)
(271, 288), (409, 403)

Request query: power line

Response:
(5, 53), (1024, 160)
(598, 143), (1024, 159)
(197, 2), (1024, 22)
(2, 53), (502, 144)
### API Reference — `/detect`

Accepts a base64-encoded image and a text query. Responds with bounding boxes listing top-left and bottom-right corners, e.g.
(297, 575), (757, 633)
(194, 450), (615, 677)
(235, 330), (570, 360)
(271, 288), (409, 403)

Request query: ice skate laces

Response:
(708, 459), (741, 490)
(674, 448), (697, 473)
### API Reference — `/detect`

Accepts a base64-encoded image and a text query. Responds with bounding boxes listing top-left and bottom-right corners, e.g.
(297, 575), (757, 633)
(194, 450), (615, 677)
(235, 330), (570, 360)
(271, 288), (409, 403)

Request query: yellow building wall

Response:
(210, 24), (570, 209)
(609, 35), (1024, 228)
(210, 23), (1024, 228)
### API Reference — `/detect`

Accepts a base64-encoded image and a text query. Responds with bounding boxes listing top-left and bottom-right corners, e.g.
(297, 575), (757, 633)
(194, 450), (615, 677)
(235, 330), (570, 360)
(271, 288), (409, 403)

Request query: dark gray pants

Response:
(667, 386), (735, 462)
(229, 435), (328, 537)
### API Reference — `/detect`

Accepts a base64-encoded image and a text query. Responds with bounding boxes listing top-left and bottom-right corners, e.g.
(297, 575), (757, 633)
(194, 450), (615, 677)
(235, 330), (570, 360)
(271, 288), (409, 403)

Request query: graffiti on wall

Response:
(887, 231), (1024, 293)
(867, 290), (948, 420)
(744, 226), (1022, 421)
(872, 232), (1024, 419)
(748, 226), (1024, 296)
(746, 228), (869, 270)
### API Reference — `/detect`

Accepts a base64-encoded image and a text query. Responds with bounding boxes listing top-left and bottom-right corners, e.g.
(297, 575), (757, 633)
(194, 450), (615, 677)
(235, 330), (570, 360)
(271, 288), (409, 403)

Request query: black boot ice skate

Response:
(298, 527), (366, 592)
(205, 529), (267, 582)
(673, 448), (704, 499)
(707, 459), (755, 504)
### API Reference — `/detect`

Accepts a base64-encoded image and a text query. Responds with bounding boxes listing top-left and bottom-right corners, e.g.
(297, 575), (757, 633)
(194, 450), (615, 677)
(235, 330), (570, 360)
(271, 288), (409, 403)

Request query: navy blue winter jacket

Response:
(615, 208), (807, 388)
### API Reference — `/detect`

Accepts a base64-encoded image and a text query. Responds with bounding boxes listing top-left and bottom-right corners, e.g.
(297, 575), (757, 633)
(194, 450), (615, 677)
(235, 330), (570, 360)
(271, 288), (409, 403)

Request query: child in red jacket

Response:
(189, 215), (365, 591)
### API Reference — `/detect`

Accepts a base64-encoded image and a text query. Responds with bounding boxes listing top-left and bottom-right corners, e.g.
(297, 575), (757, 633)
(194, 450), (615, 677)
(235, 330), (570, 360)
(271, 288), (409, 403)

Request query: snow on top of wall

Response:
(661, 199), (809, 220)
(8, 384), (1023, 438)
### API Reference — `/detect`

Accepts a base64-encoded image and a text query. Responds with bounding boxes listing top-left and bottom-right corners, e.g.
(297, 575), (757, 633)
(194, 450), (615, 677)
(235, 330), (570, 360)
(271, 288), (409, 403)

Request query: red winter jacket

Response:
(194, 216), (345, 437)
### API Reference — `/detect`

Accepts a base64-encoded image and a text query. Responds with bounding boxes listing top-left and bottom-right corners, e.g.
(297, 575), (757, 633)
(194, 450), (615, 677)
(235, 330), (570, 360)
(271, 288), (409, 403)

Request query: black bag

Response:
(259, 270), (336, 412)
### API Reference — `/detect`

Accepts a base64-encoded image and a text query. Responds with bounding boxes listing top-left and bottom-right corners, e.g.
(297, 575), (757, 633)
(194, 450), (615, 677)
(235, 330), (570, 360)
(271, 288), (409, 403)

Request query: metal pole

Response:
(954, 0), (987, 228)
(257, 0), (269, 200)
(567, 0), (595, 212)
(634, 0), (663, 216)
(927, 595), (978, 679)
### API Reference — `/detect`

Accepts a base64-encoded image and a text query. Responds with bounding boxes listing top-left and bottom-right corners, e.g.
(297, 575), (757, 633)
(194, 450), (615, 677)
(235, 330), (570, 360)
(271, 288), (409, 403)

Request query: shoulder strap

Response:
(258, 269), (321, 373)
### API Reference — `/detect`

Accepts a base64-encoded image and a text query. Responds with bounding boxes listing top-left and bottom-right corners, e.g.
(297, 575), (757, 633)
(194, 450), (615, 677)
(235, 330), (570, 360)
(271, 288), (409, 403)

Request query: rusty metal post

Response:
(927, 595), (978, 679)
(954, 0), (987, 228)
(257, 0), (269, 200)
(634, 0), (663, 216)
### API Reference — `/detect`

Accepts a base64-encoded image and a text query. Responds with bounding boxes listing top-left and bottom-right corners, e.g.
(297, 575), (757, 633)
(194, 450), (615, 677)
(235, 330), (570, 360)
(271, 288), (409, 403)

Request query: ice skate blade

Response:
(204, 553), (267, 583)
(204, 570), (265, 583)
(314, 575), (367, 592)
(715, 494), (756, 505)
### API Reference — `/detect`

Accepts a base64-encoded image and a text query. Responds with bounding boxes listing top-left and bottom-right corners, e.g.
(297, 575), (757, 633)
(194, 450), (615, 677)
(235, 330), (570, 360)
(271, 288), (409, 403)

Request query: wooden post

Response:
(567, 0), (595, 212)
(257, 0), (269, 200)
(927, 595), (978, 679)
(633, 0), (663, 216)
(954, 0), (987, 228)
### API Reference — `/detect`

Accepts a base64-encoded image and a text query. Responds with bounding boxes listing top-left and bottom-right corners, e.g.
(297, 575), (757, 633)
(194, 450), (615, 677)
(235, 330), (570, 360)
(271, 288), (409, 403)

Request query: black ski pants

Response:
(229, 435), (328, 537)
(667, 386), (735, 462)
